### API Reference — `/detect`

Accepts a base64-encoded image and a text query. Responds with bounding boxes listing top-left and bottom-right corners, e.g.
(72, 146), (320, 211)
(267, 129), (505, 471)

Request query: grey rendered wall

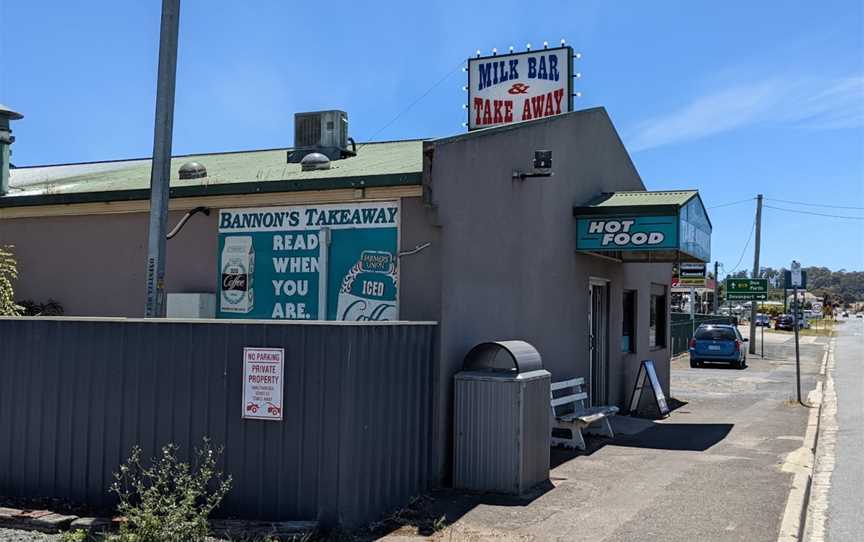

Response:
(0, 318), (436, 528)
(0, 210), (218, 317)
(425, 108), (672, 478)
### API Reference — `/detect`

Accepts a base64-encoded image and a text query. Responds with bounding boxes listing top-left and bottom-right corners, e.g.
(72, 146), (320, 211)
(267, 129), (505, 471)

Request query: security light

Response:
(513, 150), (554, 181)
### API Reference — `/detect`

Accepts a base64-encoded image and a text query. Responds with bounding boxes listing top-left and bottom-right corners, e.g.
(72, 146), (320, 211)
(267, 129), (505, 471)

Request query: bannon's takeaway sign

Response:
(218, 202), (399, 321)
(468, 46), (573, 130)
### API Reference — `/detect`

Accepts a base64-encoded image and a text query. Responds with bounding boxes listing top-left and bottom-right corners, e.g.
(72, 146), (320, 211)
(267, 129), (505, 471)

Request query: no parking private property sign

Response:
(242, 347), (284, 421)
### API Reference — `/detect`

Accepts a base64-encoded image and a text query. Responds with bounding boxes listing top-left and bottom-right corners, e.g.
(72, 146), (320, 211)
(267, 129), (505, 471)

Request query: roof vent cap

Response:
(300, 152), (331, 171)
(178, 161), (207, 180)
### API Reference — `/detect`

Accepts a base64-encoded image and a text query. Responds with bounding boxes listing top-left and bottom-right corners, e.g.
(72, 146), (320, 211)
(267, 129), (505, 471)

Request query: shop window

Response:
(650, 290), (667, 349)
(622, 290), (636, 353)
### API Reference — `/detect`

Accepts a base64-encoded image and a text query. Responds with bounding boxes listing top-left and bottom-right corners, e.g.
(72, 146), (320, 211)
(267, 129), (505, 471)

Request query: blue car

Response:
(689, 324), (748, 369)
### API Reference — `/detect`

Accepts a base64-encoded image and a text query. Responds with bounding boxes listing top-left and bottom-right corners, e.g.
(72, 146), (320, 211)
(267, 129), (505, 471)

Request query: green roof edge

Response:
(0, 171), (423, 208)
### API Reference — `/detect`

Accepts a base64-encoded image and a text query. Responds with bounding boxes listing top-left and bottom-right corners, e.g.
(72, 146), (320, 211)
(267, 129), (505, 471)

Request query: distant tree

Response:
(0, 245), (22, 316)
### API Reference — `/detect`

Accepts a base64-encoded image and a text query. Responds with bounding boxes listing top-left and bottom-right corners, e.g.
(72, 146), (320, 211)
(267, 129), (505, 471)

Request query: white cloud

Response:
(627, 74), (864, 152)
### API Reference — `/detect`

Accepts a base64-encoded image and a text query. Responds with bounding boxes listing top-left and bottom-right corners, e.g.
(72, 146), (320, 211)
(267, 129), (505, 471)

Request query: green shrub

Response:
(60, 530), (88, 542)
(0, 245), (22, 316)
(109, 438), (232, 542)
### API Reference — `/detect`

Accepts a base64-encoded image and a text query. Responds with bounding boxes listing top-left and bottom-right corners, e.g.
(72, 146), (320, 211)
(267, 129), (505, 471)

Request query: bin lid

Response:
(462, 340), (543, 373)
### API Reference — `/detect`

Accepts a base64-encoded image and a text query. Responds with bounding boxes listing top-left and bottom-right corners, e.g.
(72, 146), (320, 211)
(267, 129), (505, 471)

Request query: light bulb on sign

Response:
(575, 52), (582, 59)
(575, 72), (582, 78)
(476, 50), (481, 57)
(575, 91), (582, 98)
(462, 86), (468, 91)
(543, 41), (548, 49)
(561, 38), (566, 46)
(492, 48), (497, 56)
(509, 45), (514, 53)
(462, 104), (468, 110)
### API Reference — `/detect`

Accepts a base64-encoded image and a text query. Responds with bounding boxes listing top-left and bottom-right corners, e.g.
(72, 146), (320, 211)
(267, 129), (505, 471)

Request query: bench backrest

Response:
(550, 377), (589, 417)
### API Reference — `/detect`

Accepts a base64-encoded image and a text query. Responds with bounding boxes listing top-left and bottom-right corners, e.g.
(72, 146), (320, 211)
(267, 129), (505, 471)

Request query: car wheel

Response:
(690, 359), (698, 368)
(737, 357), (746, 370)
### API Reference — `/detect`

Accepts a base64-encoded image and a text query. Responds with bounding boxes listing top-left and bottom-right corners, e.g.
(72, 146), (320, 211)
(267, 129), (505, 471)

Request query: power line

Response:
(708, 197), (755, 210)
(357, 59), (466, 150)
(763, 205), (864, 220)
(765, 197), (864, 211)
(727, 217), (757, 276)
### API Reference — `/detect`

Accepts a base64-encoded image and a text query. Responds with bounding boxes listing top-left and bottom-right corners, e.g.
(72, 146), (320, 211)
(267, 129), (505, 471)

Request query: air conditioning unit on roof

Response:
(288, 110), (354, 163)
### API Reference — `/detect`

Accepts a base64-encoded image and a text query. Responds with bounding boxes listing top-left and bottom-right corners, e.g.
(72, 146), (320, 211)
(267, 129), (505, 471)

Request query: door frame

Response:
(588, 277), (611, 406)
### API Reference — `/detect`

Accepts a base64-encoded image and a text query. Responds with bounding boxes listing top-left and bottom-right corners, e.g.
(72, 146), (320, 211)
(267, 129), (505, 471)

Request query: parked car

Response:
(754, 314), (771, 327)
(689, 324), (748, 369)
(841, 311), (849, 317)
(857, 313), (863, 319)
(775, 315), (795, 331)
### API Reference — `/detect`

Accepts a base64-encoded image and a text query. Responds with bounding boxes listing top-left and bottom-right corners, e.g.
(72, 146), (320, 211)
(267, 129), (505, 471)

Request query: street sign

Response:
(790, 261), (802, 287)
(726, 278), (768, 300)
(675, 262), (707, 287)
(784, 270), (807, 290)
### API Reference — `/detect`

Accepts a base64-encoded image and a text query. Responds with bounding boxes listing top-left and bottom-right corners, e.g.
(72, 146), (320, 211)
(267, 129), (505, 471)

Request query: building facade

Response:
(0, 107), (711, 482)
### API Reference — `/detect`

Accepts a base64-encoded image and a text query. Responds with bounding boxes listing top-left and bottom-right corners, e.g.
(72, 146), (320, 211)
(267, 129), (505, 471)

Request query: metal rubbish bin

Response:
(453, 340), (551, 494)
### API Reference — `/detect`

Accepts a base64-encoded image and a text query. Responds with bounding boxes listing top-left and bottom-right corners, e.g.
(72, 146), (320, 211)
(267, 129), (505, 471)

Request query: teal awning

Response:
(573, 190), (712, 263)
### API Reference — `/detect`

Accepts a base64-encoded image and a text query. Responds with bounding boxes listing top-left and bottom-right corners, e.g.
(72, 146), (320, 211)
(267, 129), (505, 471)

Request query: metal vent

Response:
(300, 152), (331, 171)
(178, 161), (207, 179)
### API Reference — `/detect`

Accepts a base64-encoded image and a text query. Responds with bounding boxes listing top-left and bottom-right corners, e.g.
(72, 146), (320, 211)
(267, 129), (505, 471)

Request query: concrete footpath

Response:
(381, 328), (827, 542)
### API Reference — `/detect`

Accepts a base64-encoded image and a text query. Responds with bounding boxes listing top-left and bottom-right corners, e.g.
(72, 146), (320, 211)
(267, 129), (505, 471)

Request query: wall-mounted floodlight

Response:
(513, 150), (554, 181)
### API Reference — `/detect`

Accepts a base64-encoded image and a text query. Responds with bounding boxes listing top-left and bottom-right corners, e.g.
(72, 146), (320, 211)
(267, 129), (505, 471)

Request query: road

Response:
(824, 318), (863, 542)
(381, 327), (828, 542)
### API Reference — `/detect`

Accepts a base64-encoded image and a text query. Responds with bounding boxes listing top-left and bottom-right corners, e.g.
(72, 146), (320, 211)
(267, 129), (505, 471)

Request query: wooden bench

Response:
(550, 377), (619, 450)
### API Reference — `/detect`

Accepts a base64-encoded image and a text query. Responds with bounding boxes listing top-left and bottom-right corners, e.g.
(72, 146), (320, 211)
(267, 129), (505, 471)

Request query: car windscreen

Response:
(694, 327), (737, 340)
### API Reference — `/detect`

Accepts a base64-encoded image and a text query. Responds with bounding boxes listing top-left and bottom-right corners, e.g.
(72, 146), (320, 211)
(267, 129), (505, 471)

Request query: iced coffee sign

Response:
(242, 347), (284, 421)
(217, 202), (399, 320)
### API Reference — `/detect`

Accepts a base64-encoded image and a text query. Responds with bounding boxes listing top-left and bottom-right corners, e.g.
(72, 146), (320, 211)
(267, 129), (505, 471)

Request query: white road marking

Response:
(804, 340), (837, 542)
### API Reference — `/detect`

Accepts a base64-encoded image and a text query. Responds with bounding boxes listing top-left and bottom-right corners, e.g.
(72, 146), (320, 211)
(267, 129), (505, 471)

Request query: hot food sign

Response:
(468, 46), (573, 130)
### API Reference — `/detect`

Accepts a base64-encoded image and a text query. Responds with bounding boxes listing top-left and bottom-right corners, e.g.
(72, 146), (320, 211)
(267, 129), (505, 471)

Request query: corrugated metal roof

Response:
(580, 190), (699, 208)
(7, 139), (424, 197)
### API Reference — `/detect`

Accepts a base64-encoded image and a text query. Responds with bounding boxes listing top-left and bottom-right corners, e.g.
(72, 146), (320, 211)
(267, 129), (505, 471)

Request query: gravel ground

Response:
(0, 529), (62, 541)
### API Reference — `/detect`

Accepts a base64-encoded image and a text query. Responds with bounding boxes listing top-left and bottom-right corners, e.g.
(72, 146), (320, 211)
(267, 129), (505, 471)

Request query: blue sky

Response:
(1, 0), (862, 272)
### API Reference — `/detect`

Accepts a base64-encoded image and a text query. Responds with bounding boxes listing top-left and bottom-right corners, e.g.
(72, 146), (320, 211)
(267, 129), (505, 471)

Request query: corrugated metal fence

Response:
(670, 313), (736, 355)
(0, 317), (437, 527)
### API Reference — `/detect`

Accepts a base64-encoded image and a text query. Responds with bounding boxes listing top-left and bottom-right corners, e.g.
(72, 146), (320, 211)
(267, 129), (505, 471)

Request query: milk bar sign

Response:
(576, 216), (678, 251)
(242, 347), (284, 421)
(468, 46), (573, 130)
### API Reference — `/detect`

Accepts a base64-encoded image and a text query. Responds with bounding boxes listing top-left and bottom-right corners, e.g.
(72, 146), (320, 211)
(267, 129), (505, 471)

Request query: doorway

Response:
(588, 279), (610, 406)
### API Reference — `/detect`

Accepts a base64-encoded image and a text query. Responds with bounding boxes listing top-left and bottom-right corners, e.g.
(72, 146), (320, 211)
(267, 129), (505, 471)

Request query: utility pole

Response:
(749, 194), (763, 354)
(713, 260), (720, 314)
(144, 0), (181, 317)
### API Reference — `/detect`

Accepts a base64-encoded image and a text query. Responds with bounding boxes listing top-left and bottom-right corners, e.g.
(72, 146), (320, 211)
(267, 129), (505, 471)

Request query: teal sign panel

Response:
(217, 202), (399, 320)
(576, 215), (678, 251)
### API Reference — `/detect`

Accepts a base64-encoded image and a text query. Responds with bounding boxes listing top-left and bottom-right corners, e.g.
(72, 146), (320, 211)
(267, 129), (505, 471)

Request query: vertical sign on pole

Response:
(790, 260), (802, 404)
